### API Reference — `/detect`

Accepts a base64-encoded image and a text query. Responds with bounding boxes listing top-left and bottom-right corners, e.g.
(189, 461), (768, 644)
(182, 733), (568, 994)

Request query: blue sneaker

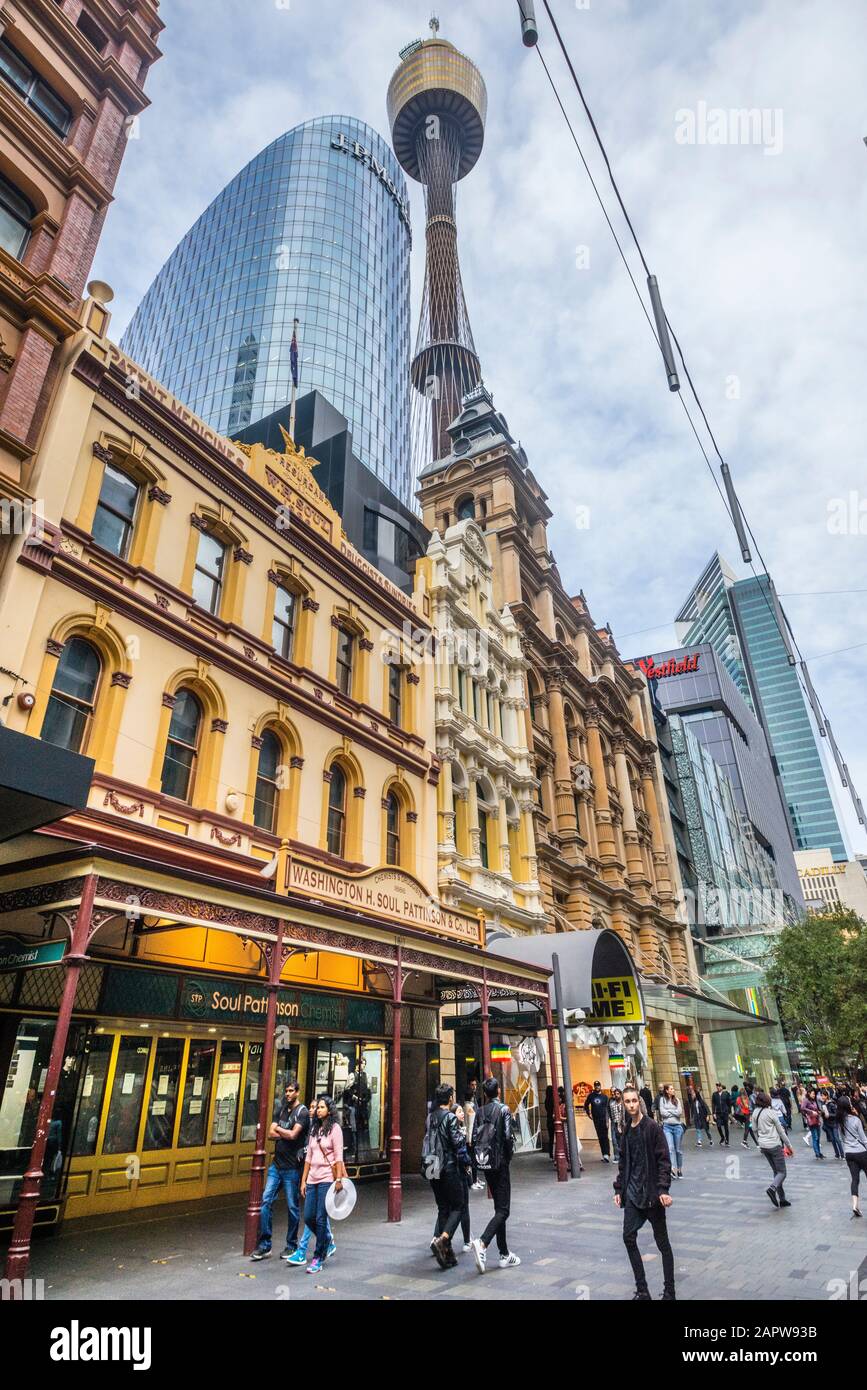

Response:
(325, 1241), (337, 1260)
(306, 1257), (323, 1274)
(284, 1249), (306, 1267)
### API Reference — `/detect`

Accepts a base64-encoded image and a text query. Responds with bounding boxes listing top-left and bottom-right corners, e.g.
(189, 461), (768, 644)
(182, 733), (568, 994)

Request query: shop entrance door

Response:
(308, 1039), (387, 1170)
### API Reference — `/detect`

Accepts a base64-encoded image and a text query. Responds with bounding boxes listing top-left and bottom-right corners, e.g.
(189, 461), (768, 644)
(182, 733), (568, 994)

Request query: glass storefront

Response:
(0, 1018), (89, 1208)
(309, 1038), (386, 1164)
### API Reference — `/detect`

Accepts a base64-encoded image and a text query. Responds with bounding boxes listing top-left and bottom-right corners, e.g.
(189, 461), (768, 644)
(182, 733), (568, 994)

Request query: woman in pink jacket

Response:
(300, 1096), (347, 1274)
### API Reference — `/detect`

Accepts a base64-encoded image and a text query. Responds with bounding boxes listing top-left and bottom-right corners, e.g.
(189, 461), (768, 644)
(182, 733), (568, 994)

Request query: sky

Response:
(94, 0), (867, 855)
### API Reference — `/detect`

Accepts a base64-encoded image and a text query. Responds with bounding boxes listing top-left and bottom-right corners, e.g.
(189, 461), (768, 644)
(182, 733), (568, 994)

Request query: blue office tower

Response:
(121, 116), (413, 506)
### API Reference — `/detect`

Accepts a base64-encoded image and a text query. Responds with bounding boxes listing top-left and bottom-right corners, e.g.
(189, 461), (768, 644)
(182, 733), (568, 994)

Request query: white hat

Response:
(325, 1177), (357, 1221)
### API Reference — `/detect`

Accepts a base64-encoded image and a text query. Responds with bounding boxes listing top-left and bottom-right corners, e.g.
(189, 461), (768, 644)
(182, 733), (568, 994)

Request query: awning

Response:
(486, 928), (645, 1027)
(0, 725), (94, 843)
(640, 980), (775, 1033)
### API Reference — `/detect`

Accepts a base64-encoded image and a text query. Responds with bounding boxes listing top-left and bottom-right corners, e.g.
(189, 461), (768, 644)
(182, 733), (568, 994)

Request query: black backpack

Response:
(421, 1110), (449, 1181)
(473, 1102), (504, 1173)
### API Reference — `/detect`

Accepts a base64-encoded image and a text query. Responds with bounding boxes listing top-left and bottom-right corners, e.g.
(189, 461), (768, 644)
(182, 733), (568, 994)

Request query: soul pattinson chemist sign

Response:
(289, 860), (482, 946)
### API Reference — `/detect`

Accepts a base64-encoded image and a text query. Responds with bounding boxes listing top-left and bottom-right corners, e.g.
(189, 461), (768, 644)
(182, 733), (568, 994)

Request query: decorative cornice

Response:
(353, 786), (367, 799)
(92, 441), (114, 464)
(148, 484), (171, 506)
(211, 719), (229, 734)
(290, 756), (304, 770)
(359, 638), (375, 653)
(251, 735), (264, 750)
(233, 546), (253, 566)
(161, 691), (177, 709)
(406, 671), (421, 685)
(302, 597), (320, 612)
(189, 512), (209, 533)
(46, 637), (64, 657)
(110, 671), (132, 689)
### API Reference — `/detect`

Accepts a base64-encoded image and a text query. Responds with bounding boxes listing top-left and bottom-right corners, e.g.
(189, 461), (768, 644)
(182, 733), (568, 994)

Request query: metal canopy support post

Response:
(243, 920), (286, 1257)
(552, 951), (580, 1178)
(386, 945), (404, 1223)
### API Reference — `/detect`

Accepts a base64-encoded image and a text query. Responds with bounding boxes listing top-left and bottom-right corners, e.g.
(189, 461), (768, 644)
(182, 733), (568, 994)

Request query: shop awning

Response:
(640, 980), (775, 1032)
(0, 725), (94, 843)
(485, 928), (645, 1027)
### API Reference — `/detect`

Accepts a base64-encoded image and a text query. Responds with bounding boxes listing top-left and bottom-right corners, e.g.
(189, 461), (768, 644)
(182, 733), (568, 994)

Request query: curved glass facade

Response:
(120, 116), (412, 504)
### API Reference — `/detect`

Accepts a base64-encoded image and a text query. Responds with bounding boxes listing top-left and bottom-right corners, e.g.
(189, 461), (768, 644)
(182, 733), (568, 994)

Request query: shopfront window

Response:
(240, 1043), (263, 1142)
(274, 1044), (301, 1116)
(177, 1040), (216, 1147)
(0, 1018), (85, 1205)
(311, 1040), (385, 1163)
(211, 1042), (243, 1145)
(70, 1033), (114, 1156)
(142, 1038), (183, 1151)
(102, 1036), (150, 1155)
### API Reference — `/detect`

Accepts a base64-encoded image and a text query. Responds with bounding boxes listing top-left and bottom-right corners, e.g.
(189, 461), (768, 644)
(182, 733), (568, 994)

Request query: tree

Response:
(765, 908), (866, 1077)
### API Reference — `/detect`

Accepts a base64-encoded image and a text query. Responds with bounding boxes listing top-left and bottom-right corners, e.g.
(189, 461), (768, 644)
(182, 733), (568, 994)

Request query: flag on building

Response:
(491, 1045), (511, 1062)
(290, 321), (299, 388)
(608, 1053), (626, 1068)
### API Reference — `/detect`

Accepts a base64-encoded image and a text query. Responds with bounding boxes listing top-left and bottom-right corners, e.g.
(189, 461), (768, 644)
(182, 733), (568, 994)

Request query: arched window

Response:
(92, 461), (140, 559)
(455, 495), (474, 522)
(272, 587), (297, 661)
(41, 638), (101, 752)
(385, 791), (401, 865)
(191, 529), (227, 615)
(0, 172), (34, 259)
(326, 765), (347, 857)
(253, 730), (282, 833)
(161, 690), (202, 801)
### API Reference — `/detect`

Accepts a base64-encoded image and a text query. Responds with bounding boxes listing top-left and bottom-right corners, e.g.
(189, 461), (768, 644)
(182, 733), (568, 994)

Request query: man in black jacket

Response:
(613, 1084), (676, 1301)
(470, 1078), (520, 1273)
(712, 1082), (732, 1146)
(584, 1080), (611, 1162)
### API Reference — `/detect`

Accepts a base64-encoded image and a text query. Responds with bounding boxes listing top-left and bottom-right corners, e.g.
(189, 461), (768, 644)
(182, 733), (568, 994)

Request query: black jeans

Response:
(845, 1151), (867, 1196)
(480, 1164), (511, 1257)
(592, 1115), (610, 1157)
(434, 1171), (470, 1244)
(622, 1199), (675, 1296)
(715, 1114), (730, 1144)
(431, 1170), (465, 1242)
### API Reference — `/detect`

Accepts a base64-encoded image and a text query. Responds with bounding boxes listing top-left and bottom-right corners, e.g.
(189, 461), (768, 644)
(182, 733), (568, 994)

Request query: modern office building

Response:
(121, 116), (413, 504)
(676, 554), (847, 860)
(633, 644), (804, 911)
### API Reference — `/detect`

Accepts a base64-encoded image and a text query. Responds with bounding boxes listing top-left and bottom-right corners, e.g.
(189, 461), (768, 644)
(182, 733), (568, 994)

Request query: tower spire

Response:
(388, 29), (487, 480)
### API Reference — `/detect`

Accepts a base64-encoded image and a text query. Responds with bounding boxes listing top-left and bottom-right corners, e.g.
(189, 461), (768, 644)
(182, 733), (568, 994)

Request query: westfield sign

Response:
(638, 653), (701, 680)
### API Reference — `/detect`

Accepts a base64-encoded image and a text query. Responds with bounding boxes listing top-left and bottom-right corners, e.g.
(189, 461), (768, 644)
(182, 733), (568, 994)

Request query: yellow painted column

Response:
(585, 707), (618, 862)
(546, 674), (578, 838)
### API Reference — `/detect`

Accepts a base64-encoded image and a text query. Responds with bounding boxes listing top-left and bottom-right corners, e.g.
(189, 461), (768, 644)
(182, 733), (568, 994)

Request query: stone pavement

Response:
(19, 1128), (867, 1301)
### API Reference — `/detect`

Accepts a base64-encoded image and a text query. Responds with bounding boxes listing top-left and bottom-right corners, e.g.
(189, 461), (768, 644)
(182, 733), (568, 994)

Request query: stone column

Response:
(546, 673), (578, 838)
(638, 918), (663, 975)
(613, 737), (647, 884)
(640, 758), (673, 899)
(585, 706), (618, 862)
(498, 791), (511, 875)
(467, 773), (481, 861)
(438, 754), (454, 849)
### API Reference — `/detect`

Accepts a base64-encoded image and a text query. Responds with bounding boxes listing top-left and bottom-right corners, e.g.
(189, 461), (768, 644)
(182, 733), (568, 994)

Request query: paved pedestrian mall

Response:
(20, 1132), (867, 1301)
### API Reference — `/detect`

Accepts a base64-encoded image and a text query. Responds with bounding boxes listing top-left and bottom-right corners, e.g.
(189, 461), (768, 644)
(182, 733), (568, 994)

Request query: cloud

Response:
(95, 0), (867, 852)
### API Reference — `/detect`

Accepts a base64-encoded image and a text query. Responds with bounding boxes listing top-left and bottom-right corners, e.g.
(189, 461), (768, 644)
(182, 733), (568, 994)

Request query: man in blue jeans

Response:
(251, 1080), (308, 1260)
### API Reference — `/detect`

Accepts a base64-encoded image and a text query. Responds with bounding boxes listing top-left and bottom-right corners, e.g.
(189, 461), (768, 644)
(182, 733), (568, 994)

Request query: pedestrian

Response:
(613, 1084), (676, 1301)
(584, 1080), (612, 1163)
(470, 1077), (520, 1273)
(820, 1089), (845, 1159)
(609, 1088), (626, 1161)
(250, 1080), (309, 1261)
(639, 1082), (654, 1118)
(770, 1088), (789, 1131)
(712, 1082), (731, 1146)
(735, 1089), (758, 1147)
(428, 1092), (473, 1258)
(801, 1088), (824, 1159)
(837, 1096), (867, 1219)
(692, 1087), (713, 1147)
(793, 1082), (807, 1128)
(299, 1095), (346, 1275)
(776, 1077), (793, 1130)
(652, 1085), (664, 1119)
(425, 1083), (472, 1269)
(753, 1090), (793, 1209)
(658, 1083), (686, 1178)
(853, 1085), (867, 1126)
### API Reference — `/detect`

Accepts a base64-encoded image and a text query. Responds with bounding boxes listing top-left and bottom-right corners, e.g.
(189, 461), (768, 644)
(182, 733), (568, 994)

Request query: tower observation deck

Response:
(387, 20), (487, 475)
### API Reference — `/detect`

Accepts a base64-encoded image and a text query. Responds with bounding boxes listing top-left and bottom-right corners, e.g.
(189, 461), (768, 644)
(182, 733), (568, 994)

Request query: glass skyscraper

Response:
(676, 553), (847, 861)
(121, 116), (413, 505)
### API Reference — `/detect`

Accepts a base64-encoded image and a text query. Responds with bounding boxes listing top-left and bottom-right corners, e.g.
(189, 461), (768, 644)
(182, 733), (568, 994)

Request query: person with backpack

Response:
(613, 1084), (676, 1301)
(820, 1089), (845, 1159)
(425, 1083), (472, 1270)
(837, 1096), (867, 1218)
(429, 1096), (473, 1256)
(776, 1077), (793, 1129)
(754, 1090), (793, 1209)
(470, 1077), (519, 1273)
(712, 1082), (732, 1146)
(250, 1079), (310, 1261)
(735, 1089), (758, 1148)
(801, 1088), (824, 1159)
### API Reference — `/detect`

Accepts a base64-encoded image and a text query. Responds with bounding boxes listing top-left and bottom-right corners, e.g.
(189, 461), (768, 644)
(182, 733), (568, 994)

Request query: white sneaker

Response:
(462, 1242), (473, 1253)
(470, 1237), (487, 1274)
(471, 1180), (486, 1191)
(499, 1252), (521, 1269)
